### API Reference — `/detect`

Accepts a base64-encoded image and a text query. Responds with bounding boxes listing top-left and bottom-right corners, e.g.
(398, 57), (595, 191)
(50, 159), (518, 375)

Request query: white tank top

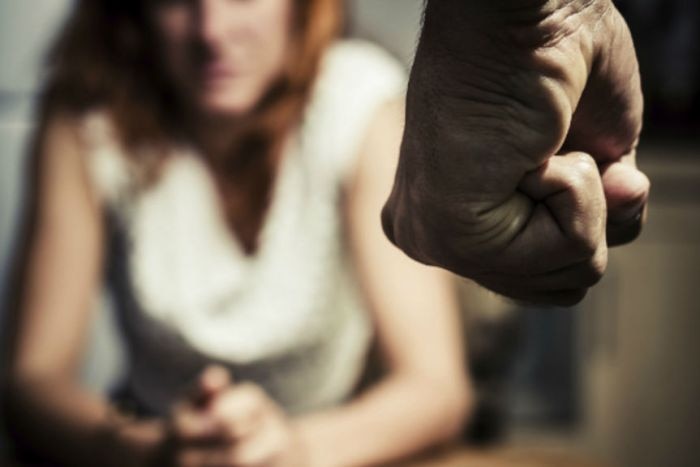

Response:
(81, 40), (406, 416)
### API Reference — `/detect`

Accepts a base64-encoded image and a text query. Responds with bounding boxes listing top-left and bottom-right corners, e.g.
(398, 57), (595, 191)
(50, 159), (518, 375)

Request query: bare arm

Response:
(3, 116), (163, 467)
(294, 100), (473, 466)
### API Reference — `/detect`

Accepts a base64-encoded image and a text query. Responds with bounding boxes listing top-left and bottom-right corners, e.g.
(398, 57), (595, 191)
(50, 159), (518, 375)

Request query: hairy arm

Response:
(382, 0), (649, 305)
(294, 100), (472, 466)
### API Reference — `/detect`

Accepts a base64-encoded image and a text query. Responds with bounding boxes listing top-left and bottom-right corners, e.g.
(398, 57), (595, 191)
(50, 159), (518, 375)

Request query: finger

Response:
(501, 152), (607, 272)
(193, 365), (232, 409)
(226, 422), (286, 467)
(171, 366), (233, 442)
(520, 152), (606, 242)
(173, 445), (235, 467)
(171, 401), (222, 443)
(209, 383), (269, 440)
(478, 243), (607, 293)
(600, 159), (650, 246)
(600, 159), (650, 222)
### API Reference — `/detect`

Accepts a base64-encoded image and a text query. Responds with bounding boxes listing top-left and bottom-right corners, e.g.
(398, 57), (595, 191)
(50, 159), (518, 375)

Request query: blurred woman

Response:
(3, 0), (471, 465)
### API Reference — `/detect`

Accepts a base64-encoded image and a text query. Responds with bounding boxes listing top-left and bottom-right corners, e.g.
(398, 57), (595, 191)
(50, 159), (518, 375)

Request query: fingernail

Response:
(610, 203), (645, 225)
(203, 366), (231, 389)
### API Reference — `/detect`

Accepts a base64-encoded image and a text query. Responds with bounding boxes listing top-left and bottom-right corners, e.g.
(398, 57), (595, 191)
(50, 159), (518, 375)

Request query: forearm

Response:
(294, 372), (471, 467)
(4, 374), (164, 467)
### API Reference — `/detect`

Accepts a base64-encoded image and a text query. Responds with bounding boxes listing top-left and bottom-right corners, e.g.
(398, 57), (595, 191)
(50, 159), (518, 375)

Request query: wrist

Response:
(97, 412), (167, 467)
(292, 417), (333, 467)
(423, 0), (610, 49)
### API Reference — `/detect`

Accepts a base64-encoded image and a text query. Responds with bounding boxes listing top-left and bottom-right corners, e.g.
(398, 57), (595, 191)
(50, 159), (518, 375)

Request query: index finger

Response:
(191, 365), (232, 409)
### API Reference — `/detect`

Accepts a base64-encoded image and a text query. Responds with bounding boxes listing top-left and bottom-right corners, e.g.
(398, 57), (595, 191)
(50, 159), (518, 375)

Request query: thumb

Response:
(600, 160), (650, 246)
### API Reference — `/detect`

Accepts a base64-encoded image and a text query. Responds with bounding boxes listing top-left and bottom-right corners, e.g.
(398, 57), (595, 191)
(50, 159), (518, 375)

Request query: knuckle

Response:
(578, 247), (608, 287)
(590, 249), (608, 279)
(569, 231), (599, 259)
(565, 153), (600, 192)
(583, 262), (605, 287)
(571, 152), (598, 176)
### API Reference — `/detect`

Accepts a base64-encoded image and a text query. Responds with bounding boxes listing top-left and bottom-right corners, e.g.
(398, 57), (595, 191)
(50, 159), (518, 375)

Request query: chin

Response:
(199, 89), (261, 118)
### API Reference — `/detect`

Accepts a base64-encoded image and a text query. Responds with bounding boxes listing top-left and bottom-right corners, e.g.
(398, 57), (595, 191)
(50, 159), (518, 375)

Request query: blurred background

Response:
(1, 1), (698, 466)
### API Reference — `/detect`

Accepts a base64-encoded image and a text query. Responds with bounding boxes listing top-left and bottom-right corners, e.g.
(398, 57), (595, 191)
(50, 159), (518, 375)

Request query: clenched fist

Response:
(382, 0), (650, 305)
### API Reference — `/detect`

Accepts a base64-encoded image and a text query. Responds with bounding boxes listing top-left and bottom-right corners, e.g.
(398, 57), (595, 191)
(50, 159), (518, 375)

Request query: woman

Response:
(3, 0), (471, 465)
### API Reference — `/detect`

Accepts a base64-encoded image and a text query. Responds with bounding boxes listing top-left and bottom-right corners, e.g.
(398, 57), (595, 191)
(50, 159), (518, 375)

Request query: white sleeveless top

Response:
(81, 41), (406, 416)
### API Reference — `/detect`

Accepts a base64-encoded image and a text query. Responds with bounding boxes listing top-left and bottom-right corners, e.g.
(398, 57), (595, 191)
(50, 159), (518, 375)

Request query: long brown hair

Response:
(39, 0), (342, 253)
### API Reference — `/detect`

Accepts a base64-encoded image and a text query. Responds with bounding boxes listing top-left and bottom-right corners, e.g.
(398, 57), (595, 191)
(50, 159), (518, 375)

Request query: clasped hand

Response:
(163, 366), (306, 467)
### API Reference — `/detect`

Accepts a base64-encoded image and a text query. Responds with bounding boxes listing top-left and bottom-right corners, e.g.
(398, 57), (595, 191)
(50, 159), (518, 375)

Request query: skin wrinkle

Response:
(417, 193), (535, 273)
(464, 195), (534, 247)
(420, 21), (583, 174)
(425, 52), (571, 176)
(564, 14), (642, 160)
(415, 23), (566, 181)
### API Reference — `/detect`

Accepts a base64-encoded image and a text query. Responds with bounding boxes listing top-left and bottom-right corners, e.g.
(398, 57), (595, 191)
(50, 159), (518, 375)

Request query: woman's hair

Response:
(39, 0), (342, 252)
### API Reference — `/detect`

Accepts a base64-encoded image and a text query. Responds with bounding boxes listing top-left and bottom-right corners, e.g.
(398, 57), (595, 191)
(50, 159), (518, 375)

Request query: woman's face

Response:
(149, 0), (294, 118)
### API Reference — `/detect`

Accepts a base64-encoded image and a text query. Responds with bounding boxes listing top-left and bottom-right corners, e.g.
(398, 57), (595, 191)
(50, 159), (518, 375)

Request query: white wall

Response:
(0, 0), (71, 332)
(0, 0), (126, 397)
(347, 0), (423, 67)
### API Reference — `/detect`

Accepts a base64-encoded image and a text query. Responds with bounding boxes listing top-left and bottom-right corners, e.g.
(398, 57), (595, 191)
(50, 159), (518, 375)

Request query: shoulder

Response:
(321, 40), (407, 80)
(43, 109), (134, 208)
(301, 41), (407, 181)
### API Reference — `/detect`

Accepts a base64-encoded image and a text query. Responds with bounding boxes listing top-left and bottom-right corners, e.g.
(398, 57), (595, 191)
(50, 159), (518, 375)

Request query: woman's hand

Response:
(167, 366), (308, 467)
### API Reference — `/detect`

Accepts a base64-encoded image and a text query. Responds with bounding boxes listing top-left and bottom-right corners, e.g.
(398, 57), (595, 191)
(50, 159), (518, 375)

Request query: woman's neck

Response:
(188, 112), (241, 159)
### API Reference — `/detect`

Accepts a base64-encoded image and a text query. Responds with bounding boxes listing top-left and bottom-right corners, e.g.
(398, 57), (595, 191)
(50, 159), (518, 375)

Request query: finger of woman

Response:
(173, 445), (236, 467)
(172, 401), (222, 442)
(192, 365), (233, 409)
(209, 383), (269, 440)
